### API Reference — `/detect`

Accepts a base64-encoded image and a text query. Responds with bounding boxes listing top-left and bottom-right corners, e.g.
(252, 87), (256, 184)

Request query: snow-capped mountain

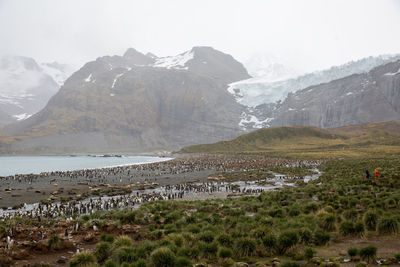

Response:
(229, 54), (400, 108)
(0, 55), (74, 125)
(124, 46), (251, 86)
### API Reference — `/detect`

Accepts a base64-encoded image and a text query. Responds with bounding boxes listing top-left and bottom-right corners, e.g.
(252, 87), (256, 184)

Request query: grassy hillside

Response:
(181, 126), (344, 152)
(329, 121), (400, 138)
(181, 123), (400, 159)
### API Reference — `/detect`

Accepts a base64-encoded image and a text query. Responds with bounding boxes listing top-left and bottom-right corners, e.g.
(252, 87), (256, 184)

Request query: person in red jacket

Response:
(375, 169), (379, 178)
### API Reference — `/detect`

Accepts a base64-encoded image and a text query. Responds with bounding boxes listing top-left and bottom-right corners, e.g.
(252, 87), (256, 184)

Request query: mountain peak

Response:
(190, 46), (214, 52)
(123, 48), (155, 65)
(186, 46), (251, 84)
(149, 46), (250, 84)
(123, 47), (141, 57)
(145, 52), (158, 59)
(189, 46), (228, 58)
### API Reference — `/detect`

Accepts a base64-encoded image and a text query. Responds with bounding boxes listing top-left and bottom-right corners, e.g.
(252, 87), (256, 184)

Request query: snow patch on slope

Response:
(111, 73), (124, 88)
(84, 74), (92, 82)
(153, 50), (194, 70)
(13, 113), (32, 121)
(384, 68), (400, 76)
(238, 111), (273, 130)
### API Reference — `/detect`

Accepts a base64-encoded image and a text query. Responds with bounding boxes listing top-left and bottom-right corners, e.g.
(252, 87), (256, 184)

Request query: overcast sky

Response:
(1, 0), (399, 72)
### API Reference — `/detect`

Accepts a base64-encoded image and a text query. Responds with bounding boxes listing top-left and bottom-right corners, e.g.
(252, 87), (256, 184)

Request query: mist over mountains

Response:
(0, 47), (399, 154)
(243, 53), (299, 82)
(0, 55), (74, 125)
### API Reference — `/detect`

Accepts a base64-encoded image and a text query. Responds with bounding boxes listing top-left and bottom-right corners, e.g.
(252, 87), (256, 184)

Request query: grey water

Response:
(0, 155), (172, 177)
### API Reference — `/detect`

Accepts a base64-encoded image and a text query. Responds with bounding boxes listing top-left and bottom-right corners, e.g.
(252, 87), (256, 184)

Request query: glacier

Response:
(231, 54), (400, 131)
(230, 54), (400, 108)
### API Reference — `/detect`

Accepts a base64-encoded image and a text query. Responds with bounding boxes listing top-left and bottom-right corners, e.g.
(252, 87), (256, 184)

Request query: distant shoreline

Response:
(0, 155), (174, 177)
(0, 151), (174, 157)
